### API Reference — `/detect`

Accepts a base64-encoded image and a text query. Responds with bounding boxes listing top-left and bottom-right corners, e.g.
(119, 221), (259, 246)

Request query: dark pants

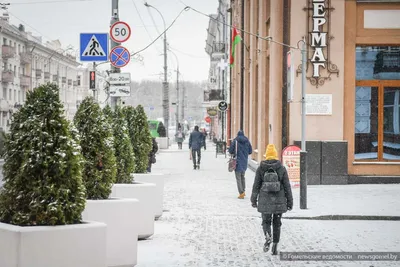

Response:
(192, 149), (201, 166)
(262, 213), (282, 243)
(178, 142), (182, 149)
(235, 171), (246, 194)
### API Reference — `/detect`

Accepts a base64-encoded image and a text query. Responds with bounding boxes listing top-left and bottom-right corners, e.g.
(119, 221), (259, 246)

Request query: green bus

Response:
(148, 120), (160, 138)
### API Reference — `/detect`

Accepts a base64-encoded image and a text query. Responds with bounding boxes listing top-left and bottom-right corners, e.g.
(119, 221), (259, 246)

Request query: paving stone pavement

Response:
(136, 143), (400, 267)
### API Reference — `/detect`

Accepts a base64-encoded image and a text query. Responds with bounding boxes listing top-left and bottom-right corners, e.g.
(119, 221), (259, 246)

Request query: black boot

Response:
(263, 233), (272, 252)
(197, 164), (200, 170)
(271, 242), (278, 255)
(193, 165), (197, 170)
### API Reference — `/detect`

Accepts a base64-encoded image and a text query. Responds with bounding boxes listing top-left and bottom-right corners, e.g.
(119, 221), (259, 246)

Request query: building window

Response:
(14, 66), (16, 76)
(355, 46), (400, 161)
(9, 89), (11, 101)
(3, 38), (6, 45)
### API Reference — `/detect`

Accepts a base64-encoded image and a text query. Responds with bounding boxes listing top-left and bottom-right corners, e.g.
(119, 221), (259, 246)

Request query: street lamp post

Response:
(144, 2), (169, 138)
(169, 50), (180, 132)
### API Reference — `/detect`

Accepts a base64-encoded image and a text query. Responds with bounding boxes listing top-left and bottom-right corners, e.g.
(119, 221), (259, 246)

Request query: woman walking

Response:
(250, 144), (293, 255)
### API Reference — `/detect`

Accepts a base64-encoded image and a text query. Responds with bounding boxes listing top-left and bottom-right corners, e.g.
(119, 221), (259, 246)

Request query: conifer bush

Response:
(133, 105), (152, 173)
(103, 105), (135, 183)
(0, 83), (86, 226)
(74, 97), (117, 199)
(124, 106), (152, 173)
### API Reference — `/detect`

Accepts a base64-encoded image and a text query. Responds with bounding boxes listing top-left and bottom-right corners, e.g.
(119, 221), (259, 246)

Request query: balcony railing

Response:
(20, 75), (30, 87)
(36, 69), (43, 79)
(2, 45), (16, 59)
(44, 72), (50, 80)
(212, 42), (226, 54)
(2, 70), (15, 83)
(20, 52), (32, 65)
(68, 79), (72, 86)
(62, 77), (67, 83)
(73, 81), (78, 86)
(52, 75), (58, 82)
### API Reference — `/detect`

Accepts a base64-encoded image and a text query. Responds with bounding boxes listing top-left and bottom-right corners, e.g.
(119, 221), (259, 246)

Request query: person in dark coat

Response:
(229, 130), (252, 199)
(147, 138), (159, 173)
(201, 128), (207, 150)
(250, 144), (293, 255)
(189, 126), (204, 170)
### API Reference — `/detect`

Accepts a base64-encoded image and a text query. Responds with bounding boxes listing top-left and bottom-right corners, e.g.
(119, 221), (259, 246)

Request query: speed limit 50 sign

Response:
(110, 21), (131, 43)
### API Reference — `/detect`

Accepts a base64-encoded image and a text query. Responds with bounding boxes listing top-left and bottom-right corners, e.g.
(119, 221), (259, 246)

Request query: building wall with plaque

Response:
(229, 0), (400, 183)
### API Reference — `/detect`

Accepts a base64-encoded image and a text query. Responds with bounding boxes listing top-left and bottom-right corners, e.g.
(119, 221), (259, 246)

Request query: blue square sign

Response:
(80, 33), (109, 62)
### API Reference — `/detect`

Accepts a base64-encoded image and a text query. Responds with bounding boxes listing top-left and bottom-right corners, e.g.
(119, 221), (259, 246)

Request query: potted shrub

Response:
(156, 121), (168, 149)
(103, 105), (135, 183)
(0, 84), (106, 267)
(75, 97), (140, 266)
(109, 105), (156, 239)
(130, 105), (152, 173)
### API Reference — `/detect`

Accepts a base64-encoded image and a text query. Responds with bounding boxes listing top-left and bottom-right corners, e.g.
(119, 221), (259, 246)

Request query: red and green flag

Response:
(230, 27), (242, 67)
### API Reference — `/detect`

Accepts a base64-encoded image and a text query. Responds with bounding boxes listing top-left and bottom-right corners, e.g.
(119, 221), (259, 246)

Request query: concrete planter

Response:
(156, 137), (168, 149)
(82, 198), (139, 267)
(111, 182), (156, 239)
(131, 173), (165, 219)
(0, 221), (107, 267)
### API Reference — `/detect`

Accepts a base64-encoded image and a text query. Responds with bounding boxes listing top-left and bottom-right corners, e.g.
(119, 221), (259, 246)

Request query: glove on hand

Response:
(251, 202), (257, 208)
(287, 206), (292, 211)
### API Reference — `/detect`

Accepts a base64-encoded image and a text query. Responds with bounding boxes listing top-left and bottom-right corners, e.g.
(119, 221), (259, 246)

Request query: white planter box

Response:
(156, 137), (168, 149)
(82, 198), (139, 267)
(0, 221), (107, 267)
(131, 173), (165, 219)
(111, 182), (156, 239)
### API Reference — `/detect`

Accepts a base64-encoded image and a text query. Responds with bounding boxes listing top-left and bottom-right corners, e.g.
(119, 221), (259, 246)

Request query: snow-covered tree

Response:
(74, 97), (117, 199)
(0, 83), (86, 226)
(131, 105), (152, 173)
(103, 105), (135, 183)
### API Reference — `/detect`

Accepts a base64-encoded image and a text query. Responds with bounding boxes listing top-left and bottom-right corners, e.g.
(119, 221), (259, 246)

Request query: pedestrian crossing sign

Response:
(80, 33), (109, 62)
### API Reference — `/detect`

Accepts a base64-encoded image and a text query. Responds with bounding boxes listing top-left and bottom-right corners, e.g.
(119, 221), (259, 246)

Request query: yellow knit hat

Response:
(264, 144), (278, 160)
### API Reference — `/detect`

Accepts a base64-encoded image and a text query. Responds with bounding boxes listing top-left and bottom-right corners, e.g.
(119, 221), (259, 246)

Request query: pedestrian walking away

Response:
(147, 137), (159, 173)
(250, 144), (293, 255)
(202, 128), (207, 150)
(229, 130), (252, 199)
(175, 128), (185, 150)
(189, 125), (204, 170)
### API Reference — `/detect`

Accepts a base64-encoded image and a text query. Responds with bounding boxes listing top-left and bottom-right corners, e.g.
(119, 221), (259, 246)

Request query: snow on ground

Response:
(136, 142), (400, 267)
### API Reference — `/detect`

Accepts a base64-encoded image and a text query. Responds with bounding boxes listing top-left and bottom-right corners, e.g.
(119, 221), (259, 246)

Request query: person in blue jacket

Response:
(229, 130), (253, 199)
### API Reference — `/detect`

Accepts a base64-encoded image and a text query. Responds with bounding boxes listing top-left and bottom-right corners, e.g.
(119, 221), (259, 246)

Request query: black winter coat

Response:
(251, 160), (293, 214)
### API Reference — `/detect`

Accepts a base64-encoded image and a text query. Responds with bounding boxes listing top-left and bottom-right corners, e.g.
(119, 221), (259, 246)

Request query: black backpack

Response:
(261, 168), (281, 192)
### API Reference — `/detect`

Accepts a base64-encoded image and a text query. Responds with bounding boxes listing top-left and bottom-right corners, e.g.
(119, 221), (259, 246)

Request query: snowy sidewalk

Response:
(136, 144), (400, 267)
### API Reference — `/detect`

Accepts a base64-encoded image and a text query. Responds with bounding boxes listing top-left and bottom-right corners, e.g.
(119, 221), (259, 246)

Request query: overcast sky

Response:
(8, 0), (218, 82)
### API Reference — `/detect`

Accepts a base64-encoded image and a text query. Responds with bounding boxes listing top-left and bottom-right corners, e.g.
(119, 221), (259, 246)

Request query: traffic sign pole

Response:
(110, 0), (121, 110)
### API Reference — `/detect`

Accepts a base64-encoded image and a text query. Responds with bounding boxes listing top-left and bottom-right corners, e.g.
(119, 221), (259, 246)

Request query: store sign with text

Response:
(298, 0), (339, 88)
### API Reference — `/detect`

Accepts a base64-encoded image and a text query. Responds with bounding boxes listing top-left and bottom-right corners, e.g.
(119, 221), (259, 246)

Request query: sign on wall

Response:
(297, 0), (339, 88)
(305, 94), (332, 115)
